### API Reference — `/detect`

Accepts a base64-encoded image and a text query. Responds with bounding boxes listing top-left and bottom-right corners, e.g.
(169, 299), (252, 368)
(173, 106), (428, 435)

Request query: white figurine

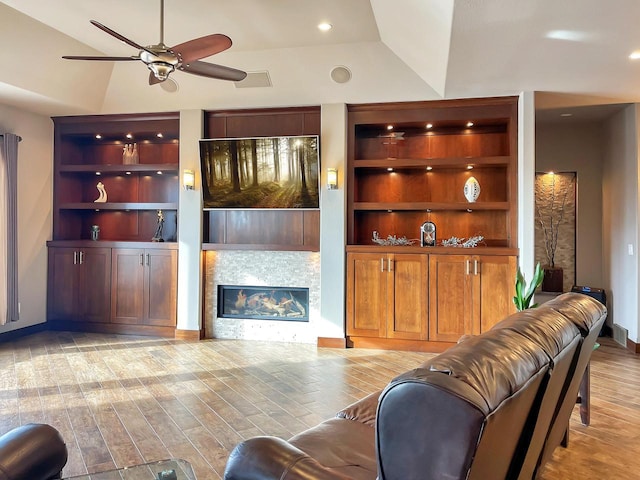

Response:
(94, 181), (107, 203)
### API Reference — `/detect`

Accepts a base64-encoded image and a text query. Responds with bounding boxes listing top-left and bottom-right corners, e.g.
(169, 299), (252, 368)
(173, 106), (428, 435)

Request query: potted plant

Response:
(535, 172), (575, 292)
(513, 262), (545, 311)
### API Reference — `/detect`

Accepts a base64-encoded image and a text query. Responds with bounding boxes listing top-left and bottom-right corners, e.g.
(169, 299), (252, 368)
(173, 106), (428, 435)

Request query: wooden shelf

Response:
(353, 156), (510, 168)
(59, 202), (177, 210)
(353, 202), (510, 211)
(202, 243), (320, 252)
(59, 164), (179, 173)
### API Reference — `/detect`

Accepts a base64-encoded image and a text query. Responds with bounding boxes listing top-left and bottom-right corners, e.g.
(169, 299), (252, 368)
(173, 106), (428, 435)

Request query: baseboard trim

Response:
(175, 329), (203, 341)
(317, 337), (347, 348)
(627, 338), (640, 354)
(0, 322), (47, 343)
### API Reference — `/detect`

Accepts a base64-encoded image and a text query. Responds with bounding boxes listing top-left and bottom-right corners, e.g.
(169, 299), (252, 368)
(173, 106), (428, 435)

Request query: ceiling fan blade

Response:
(63, 55), (138, 61)
(179, 60), (247, 82)
(149, 72), (163, 85)
(90, 20), (157, 56)
(171, 34), (232, 63)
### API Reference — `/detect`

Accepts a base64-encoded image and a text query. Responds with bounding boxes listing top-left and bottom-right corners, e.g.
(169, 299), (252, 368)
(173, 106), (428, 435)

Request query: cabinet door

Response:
(111, 249), (145, 324)
(429, 254), (473, 342)
(144, 249), (177, 327)
(77, 248), (112, 323)
(472, 255), (517, 334)
(388, 254), (428, 340)
(48, 247), (80, 321)
(346, 253), (387, 337)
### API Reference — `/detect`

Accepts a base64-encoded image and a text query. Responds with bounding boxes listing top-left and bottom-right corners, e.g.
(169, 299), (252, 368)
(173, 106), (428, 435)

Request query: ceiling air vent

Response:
(234, 71), (272, 88)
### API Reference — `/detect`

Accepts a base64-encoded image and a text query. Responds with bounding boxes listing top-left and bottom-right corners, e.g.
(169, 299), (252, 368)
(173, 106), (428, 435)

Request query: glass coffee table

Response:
(64, 459), (196, 480)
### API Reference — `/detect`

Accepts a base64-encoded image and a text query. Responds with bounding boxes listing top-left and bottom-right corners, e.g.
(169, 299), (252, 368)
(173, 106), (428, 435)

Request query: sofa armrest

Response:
(335, 390), (381, 426)
(0, 423), (67, 480)
(224, 436), (352, 480)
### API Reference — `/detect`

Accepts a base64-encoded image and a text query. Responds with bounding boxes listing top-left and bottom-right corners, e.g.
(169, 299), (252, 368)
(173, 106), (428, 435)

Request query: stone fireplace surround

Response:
(204, 250), (320, 343)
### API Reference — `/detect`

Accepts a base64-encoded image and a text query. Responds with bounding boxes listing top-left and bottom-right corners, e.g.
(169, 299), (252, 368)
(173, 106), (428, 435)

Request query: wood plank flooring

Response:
(0, 332), (637, 479)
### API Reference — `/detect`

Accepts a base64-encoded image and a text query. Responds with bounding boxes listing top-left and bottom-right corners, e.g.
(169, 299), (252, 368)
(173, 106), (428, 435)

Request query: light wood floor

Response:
(0, 332), (637, 480)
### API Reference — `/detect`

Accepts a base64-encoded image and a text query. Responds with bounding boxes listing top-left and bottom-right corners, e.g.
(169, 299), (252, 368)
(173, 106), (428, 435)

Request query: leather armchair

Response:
(0, 423), (67, 480)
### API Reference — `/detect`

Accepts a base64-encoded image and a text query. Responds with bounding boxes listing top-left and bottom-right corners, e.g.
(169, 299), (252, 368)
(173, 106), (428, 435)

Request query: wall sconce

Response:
(327, 167), (338, 190)
(183, 169), (195, 190)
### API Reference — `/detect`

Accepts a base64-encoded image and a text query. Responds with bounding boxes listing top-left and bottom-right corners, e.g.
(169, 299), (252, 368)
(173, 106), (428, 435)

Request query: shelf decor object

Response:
(372, 230), (417, 246)
(464, 176), (481, 203)
(420, 221), (436, 247)
(90, 225), (100, 241)
(441, 235), (485, 248)
(94, 181), (107, 203)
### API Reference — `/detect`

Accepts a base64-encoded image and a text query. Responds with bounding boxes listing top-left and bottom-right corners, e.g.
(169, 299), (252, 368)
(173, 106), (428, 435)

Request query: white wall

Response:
(518, 92), (536, 281)
(536, 122), (604, 288)
(0, 104), (53, 333)
(602, 105), (639, 341)
(318, 104), (347, 338)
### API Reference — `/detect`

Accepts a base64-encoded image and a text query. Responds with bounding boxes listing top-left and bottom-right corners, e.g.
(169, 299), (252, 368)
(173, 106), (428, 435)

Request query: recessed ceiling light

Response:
(560, 113), (573, 117)
(387, 167), (394, 172)
(95, 134), (102, 139)
(126, 133), (133, 139)
(95, 171), (101, 175)
(387, 125), (393, 130)
(426, 123), (433, 129)
(156, 133), (163, 138)
(426, 166), (433, 171)
(629, 51), (640, 59)
(467, 165), (474, 170)
(466, 121), (474, 127)
(318, 22), (332, 31)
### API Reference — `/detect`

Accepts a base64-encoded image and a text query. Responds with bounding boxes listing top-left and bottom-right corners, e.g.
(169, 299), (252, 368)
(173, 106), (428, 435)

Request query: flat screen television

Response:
(199, 135), (319, 209)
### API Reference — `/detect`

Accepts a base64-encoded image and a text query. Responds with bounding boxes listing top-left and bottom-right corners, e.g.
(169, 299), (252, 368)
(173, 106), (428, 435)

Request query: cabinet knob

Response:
(146, 253), (150, 266)
(380, 258), (385, 272)
(466, 259), (470, 275)
(140, 253), (144, 266)
(73, 251), (78, 265)
(79, 251), (84, 265)
(474, 259), (479, 275)
(388, 258), (393, 272)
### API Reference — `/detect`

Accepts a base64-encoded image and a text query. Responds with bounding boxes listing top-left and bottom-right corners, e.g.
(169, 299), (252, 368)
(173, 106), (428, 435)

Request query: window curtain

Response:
(0, 133), (20, 324)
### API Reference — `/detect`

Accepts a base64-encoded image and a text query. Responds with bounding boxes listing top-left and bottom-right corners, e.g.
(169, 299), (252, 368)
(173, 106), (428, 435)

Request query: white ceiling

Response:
(2, 0), (640, 120)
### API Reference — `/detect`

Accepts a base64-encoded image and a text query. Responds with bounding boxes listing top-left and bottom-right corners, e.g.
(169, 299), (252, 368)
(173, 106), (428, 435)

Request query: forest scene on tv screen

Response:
(200, 135), (319, 208)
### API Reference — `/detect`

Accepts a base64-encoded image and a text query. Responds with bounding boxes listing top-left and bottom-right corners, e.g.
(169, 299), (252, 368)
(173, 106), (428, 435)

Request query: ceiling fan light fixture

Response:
(149, 62), (175, 81)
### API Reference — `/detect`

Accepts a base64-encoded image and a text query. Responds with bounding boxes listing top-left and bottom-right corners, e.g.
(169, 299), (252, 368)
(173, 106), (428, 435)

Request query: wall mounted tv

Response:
(199, 135), (319, 209)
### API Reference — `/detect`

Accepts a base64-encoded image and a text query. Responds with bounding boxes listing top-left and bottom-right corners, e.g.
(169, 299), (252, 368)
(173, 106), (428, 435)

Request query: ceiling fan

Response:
(62, 0), (247, 91)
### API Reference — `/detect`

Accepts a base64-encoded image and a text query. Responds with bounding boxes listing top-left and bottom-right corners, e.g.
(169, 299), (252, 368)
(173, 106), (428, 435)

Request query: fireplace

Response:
(218, 285), (310, 322)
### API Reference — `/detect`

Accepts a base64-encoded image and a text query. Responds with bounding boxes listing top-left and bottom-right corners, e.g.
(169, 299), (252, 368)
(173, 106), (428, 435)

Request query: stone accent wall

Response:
(203, 251), (321, 343)
(535, 172), (576, 291)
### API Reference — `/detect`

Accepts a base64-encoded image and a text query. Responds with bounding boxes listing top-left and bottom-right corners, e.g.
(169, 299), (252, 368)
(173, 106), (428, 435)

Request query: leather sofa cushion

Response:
(289, 418), (377, 480)
(335, 390), (381, 427)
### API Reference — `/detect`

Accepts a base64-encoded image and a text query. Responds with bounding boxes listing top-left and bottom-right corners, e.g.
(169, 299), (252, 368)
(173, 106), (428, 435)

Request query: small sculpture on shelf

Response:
(122, 143), (139, 164)
(90, 225), (100, 241)
(151, 209), (165, 242)
(94, 181), (107, 203)
(372, 230), (417, 246)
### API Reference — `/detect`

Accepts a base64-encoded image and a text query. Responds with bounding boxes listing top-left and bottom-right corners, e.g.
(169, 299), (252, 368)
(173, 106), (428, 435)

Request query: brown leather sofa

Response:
(224, 292), (606, 480)
(0, 423), (67, 479)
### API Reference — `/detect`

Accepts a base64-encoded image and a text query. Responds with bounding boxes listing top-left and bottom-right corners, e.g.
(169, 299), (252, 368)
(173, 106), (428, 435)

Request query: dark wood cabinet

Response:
(47, 246), (111, 324)
(346, 252), (428, 341)
(111, 248), (177, 328)
(52, 113), (179, 242)
(48, 113), (180, 337)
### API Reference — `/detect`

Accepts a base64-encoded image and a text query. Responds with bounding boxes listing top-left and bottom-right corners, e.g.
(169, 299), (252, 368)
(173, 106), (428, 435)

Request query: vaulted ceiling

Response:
(2, 0), (640, 118)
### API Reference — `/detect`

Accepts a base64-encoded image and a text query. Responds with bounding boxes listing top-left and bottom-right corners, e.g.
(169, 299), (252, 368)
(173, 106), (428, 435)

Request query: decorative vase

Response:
(90, 225), (100, 241)
(464, 176), (481, 203)
(542, 266), (563, 292)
